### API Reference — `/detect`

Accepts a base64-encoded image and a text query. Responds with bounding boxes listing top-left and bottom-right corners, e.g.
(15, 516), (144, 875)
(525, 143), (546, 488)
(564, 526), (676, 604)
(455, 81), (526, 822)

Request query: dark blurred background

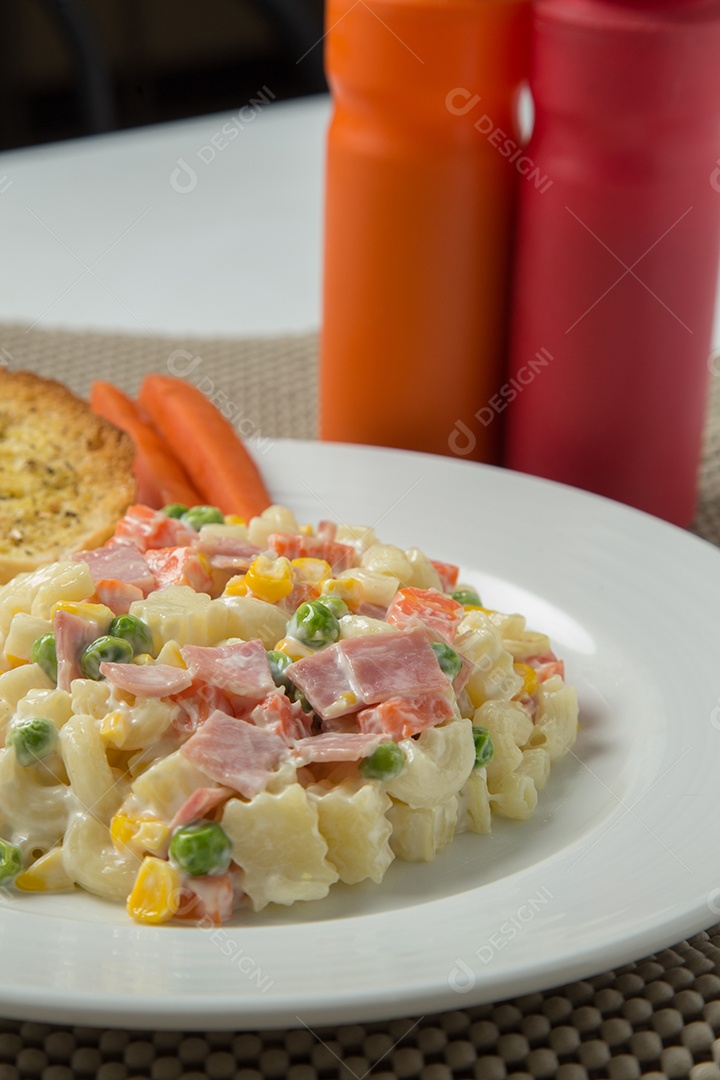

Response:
(0, 0), (327, 151)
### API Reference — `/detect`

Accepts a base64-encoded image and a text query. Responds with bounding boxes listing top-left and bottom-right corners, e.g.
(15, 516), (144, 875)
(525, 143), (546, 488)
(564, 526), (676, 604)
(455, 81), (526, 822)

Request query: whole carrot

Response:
(90, 381), (202, 509)
(137, 375), (272, 520)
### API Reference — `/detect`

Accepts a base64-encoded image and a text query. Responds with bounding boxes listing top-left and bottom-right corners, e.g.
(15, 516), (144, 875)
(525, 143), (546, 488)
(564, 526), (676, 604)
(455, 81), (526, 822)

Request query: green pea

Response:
(295, 690), (314, 714)
(79, 635), (134, 680)
(107, 615), (153, 657)
(450, 587), (482, 607)
(169, 821), (232, 877)
(359, 741), (405, 781)
(7, 717), (58, 767)
(267, 649), (293, 691)
(472, 727), (494, 768)
(287, 600), (340, 650)
(430, 642), (463, 680)
(181, 505), (225, 530)
(320, 594), (348, 619)
(162, 503), (189, 519)
(31, 632), (57, 683)
(0, 839), (21, 882)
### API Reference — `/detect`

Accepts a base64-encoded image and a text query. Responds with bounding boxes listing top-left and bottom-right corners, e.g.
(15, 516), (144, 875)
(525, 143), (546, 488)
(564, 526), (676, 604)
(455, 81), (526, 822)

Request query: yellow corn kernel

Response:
(245, 555), (294, 603)
(223, 575), (249, 597)
(101, 709), (129, 747)
(291, 558), (331, 586)
(126, 856), (182, 925)
(514, 663), (539, 697)
(463, 604), (496, 614)
(225, 514), (246, 526)
(322, 577), (365, 611)
(299, 524), (314, 536)
(14, 847), (74, 892)
(111, 814), (169, 858)
(155, 640), (186, 668)
(51, 601), (114, 624)
(274, 636), (315, 662)
(132, 653), (154, 666)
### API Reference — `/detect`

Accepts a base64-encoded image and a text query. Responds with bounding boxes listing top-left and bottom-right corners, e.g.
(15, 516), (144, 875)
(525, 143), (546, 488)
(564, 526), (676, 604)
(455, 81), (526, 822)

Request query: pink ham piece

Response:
(286, 627), (451, 720)
(171, 681), (235, 737)
(168, 785), (234, 833)
(267, 532), (355, 573)
(357, 689), (457, 740)
(90, 579), (144, 615)
(291, 731), (385, 766)
(385, 588), (464, 645)
(175, 874), (235, 925)
(249, 691), (313, 744)
(180, 709), (288, 798)
(75, 544), (156, 595)
(180, 640), (276, 703)
(194, 533), (261, 573)
(54, 610), (106, 692)
(99, 661), (193, 697)
(453, 652), (473, 696)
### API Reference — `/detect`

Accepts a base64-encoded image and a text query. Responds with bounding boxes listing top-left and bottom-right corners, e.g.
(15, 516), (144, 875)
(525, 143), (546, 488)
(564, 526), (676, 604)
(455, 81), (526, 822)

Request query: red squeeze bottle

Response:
(319, 0), (530, 462)
(504, 0), (720, 526)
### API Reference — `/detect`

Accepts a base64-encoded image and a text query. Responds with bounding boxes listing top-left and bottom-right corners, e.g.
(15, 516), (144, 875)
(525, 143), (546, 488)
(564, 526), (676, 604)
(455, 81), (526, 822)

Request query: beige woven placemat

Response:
(0, 323), (718, 1080)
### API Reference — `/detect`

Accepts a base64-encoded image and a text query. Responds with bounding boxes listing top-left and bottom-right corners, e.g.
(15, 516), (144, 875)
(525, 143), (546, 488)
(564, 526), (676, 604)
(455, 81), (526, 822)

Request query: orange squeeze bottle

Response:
(319, 0), (530, 462)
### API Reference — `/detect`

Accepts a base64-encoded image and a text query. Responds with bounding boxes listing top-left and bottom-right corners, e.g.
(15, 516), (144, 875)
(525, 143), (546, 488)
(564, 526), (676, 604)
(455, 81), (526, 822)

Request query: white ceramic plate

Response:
(1, 439), (719, 1031)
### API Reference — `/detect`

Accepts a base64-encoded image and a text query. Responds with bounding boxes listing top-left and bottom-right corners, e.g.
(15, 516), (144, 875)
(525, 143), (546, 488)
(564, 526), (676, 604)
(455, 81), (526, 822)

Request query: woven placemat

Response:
(0, 322), (718, 1080)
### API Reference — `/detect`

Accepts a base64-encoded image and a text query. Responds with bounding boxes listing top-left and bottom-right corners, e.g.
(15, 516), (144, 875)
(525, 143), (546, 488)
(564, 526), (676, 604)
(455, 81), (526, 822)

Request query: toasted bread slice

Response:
(0, 370), (136, 584)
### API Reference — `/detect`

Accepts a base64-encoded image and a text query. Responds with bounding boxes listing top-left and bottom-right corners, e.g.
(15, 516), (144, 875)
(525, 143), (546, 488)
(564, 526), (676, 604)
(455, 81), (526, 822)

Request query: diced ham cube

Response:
(145, 547), (214, 593)
(291, 731), (384, 766)
(385, 587), (464, 644)
(430, 560), (460, 592)
(194, 533), (262, 574)
(287, 627), (450, 720)
(168, 786), (234, 833)
(268, 532), (355, 573)
(525, 652), (565, 683)
(180, 640), (275, 703)
(287, 643), (357, 719)
(316, 520), (338, 542)
(54, 610), (106, 692)
(170, 681), (235, 737)
(112, 505), (196, 552)
(249, 691), (312, 744)
(180, 709), (288, 798)
(75, 544), (156, 595)
(99, 661), (193, 698)
(174, 874), (236, 925)
(357, 690), (457, 740)
(341, 627), (450, 702)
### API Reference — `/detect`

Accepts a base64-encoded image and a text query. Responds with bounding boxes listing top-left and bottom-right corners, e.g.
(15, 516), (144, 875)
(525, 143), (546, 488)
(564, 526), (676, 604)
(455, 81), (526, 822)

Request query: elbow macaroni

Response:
(0, 504), (580, 923)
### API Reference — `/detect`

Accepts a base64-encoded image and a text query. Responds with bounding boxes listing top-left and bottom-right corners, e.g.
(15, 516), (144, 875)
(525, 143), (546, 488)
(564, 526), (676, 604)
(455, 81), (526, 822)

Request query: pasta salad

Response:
(0, 502), (578, 925)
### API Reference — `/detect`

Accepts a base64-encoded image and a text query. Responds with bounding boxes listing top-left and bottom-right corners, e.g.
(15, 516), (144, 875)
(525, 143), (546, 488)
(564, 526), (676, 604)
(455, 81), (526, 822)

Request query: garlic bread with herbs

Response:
(0, 370), (135, 583)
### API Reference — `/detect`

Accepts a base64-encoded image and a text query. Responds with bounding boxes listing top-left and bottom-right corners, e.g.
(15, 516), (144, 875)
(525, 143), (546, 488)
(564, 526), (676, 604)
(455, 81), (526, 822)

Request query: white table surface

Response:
(0, 95), (330, 338)
(1, 91), (719, 353)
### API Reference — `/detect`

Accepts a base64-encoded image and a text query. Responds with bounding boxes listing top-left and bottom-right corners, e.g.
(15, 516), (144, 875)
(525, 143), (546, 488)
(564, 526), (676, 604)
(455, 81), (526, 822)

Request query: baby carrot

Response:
(137, 375), (272, 520)
(90, 381), (202, 509)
